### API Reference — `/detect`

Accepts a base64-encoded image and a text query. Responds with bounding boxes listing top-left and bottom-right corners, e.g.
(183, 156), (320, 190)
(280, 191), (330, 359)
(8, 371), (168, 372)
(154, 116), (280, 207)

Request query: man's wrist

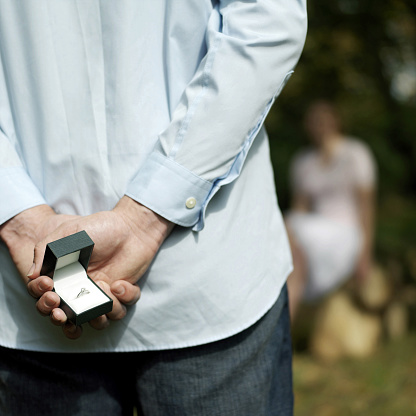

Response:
(113, 196), (174, 247)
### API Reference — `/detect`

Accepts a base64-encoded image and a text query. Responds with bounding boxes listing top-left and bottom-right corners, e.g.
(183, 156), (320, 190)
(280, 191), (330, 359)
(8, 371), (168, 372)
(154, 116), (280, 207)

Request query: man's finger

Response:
(89, 314), (110, 330)
(96, 281), (127, 321)
(31, 221), (80, 279)
(50, 308), (68, 326)
(62, 322), (83, 340)
(35, 292), (61, 316)
(110, 281), (141, 306)
(27, 276), (54, 298)
(30, 240), (49, 280)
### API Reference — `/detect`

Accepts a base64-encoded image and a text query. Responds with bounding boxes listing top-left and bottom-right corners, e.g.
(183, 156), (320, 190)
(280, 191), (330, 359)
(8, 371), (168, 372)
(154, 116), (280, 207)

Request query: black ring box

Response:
(40, 230), (113, 326)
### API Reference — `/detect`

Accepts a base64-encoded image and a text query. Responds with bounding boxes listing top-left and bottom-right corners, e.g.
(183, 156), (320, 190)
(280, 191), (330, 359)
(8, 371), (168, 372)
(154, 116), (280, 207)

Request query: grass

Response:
(293, 333), (416, 415)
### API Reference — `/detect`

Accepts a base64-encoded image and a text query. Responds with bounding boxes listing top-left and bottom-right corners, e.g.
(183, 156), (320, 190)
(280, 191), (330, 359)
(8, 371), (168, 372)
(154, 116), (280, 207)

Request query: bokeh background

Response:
(265, 1), (416, 414)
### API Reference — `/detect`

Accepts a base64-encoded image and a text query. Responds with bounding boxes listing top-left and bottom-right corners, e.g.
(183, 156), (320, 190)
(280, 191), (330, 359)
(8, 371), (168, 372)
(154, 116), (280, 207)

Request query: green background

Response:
(267, 2), (416, 413)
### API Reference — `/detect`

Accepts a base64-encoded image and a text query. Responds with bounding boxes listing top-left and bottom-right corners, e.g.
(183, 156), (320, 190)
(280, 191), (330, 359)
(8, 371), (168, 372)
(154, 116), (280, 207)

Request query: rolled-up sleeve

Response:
(126, 0), (307, 231)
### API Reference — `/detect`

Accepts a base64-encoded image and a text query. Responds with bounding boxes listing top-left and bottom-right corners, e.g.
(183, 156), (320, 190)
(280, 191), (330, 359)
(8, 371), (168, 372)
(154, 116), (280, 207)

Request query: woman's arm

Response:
(355, 186), (375, 281)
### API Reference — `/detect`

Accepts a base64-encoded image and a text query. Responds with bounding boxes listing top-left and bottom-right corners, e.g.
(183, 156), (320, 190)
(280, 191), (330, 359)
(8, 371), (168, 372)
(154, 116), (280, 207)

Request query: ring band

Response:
(76, 288), (90, 298)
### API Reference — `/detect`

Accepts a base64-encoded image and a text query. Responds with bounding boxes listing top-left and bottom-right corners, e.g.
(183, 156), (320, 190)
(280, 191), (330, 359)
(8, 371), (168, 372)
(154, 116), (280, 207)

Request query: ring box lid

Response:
(40, 230), (94, 279)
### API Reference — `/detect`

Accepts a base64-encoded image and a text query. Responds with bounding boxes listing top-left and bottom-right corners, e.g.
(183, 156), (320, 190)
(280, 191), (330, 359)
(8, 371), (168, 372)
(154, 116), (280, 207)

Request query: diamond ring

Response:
(76, 288), (90, 298)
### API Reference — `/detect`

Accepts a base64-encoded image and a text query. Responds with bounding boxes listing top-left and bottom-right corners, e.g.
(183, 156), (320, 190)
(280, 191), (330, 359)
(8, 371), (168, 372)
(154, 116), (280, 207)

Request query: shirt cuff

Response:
(125, 152), (213, 229)
(0, 167), (47, 225)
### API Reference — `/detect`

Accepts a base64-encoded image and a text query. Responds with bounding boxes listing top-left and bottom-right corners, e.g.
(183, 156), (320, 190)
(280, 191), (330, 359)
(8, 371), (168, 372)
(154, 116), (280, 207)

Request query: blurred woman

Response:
(286, 100), (376, 319)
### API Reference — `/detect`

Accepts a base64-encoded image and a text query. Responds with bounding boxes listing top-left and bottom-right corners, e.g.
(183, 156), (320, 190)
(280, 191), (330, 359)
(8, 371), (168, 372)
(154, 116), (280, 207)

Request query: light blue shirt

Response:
(0, 0), (307, 352)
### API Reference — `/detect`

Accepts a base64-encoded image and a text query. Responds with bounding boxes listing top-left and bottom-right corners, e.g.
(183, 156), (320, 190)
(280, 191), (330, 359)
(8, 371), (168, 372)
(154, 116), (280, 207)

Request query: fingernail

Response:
(39, 280), (51, 291)
(112, 285), (125, 296)
(45, 296), (56, 307)
(27, 263), (35, 277)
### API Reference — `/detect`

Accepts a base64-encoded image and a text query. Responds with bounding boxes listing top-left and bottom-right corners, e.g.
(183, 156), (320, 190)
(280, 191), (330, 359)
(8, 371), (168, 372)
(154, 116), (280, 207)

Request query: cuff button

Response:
(185, 197), (197, 209)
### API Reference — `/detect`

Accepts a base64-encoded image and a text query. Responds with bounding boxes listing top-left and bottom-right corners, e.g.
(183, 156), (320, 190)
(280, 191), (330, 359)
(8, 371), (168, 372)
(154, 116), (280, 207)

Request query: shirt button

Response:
(185, 197), (197, 209)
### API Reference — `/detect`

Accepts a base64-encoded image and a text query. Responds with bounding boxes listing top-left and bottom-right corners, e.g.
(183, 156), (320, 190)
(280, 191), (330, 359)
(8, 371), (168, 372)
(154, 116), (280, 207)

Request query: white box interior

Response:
(54, 251), (109, 315)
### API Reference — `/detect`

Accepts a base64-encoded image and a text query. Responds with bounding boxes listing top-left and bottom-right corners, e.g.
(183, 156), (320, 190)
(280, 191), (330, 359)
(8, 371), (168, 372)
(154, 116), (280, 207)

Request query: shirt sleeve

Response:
(351, 140), (377, 190)
(125, 0), (308, 231)
(0, 62), (46, 225)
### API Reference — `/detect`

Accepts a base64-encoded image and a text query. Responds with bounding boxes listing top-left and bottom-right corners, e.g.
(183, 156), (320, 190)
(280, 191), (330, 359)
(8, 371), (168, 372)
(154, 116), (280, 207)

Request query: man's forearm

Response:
(0, 205), (55, 247)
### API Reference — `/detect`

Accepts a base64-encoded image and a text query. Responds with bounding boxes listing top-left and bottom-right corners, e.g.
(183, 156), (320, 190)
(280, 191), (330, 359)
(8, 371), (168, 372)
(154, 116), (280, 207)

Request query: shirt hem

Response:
(0, 266), (292, 353)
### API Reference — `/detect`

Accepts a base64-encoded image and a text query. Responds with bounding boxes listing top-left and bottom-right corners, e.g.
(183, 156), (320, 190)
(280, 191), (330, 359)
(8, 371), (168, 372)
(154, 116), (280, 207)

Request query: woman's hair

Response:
(304, 99), (343, 134)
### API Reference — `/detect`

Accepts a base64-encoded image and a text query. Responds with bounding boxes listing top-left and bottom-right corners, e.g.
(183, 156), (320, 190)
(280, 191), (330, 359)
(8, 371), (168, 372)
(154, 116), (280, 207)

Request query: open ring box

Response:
(40, 230), (113, 326)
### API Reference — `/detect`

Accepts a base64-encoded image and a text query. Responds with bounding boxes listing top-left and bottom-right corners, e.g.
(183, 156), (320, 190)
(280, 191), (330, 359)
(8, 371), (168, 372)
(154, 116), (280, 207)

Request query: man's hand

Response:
(0, 205), (76, 281)
(25, 196), (174, 339)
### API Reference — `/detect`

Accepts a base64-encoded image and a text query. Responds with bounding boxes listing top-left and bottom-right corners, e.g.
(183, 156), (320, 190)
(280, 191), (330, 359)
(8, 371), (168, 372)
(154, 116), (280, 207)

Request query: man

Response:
(0, 1), (307, 415)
